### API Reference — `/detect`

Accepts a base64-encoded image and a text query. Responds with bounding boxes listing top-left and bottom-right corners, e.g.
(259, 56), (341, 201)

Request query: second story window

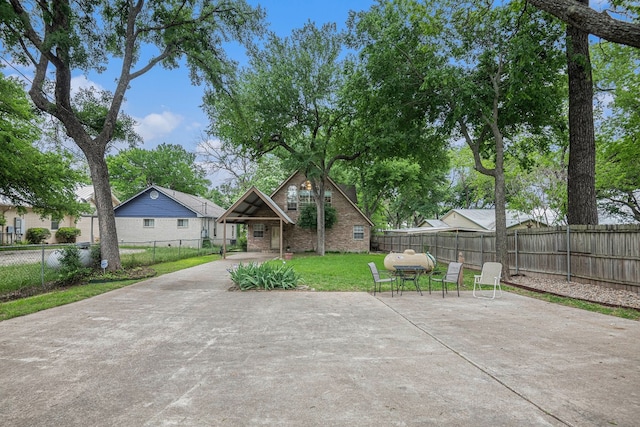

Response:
(287, 185), (298, 210)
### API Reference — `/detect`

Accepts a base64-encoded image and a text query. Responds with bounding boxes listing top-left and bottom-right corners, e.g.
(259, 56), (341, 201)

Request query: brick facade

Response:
(246, 171), (371, 253)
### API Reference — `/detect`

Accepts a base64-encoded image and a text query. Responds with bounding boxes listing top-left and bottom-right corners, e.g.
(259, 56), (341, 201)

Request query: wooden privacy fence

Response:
(372, 224), (640, 295)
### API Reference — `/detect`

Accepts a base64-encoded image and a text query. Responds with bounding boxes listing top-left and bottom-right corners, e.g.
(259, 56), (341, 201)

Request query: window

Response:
(324, 190), (332, 205)
(143, 219), (155, 228)
(299, 190), (313, 207)
(177, 219), (189, 228)
(253, 223), (264, 238)
(287, 185), (298, 210)
(353, 225), (364, 240)
(51, 220), (59, 230)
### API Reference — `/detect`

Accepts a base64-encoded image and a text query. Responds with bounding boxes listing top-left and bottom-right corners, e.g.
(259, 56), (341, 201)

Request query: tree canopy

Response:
(107, 143), (211, 200)
(1, 0), (264, 269)
(206, 22), (367, 255)
(0, 71), (87, 218)
(350, 0), (567, 276)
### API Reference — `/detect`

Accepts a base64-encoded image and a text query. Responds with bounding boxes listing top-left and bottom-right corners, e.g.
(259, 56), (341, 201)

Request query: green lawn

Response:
(2, 252), (638, 322)
(269, 252), (475, 292)
(0, 255), (218, 322)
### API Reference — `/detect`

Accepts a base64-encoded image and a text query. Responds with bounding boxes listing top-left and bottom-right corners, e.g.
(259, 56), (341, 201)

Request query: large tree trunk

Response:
(85, 150), (122, 271)
(566, 10), (599, 225)
(488, 123), (510, 280)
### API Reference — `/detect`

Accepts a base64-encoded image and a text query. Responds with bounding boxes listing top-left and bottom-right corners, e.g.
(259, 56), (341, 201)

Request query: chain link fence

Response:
(0, 239), (221, 301)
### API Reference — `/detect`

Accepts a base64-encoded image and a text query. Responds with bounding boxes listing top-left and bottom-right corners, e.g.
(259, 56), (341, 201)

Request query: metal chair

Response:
(368, 262), (397, 296)
(473, 262), (503, 299)
(430, 262), (463, 297)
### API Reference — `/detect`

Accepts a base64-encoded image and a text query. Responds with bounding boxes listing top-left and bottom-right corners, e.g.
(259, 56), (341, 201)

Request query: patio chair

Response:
(473, 262), (503, 299)
(368, 262), (397, 297)
(430, 262), (463, 298)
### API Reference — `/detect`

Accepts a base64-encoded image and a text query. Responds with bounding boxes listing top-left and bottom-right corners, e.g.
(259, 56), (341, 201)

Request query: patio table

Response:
(392, 265), (426, 295)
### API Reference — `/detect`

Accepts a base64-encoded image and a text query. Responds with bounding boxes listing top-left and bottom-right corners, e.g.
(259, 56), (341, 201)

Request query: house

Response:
(383, 209), (547, 237)
(0, 185), (119, 245)
(114, 185), (233, 247)
(217, 171), (374, 257)
(440, 209), (547, 231)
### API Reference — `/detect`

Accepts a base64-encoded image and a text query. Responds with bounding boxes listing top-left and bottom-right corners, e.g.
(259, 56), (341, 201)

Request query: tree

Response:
(527, 0), (640, 48)
(206, 22), (365, 256)
(0, 71), (87, 218)
(527, 0), (639, 224)
(565, 0), (598, 225)
(444, 146), (496, 210)
(1, 0), (264, 270)
(593, 42), (640, 222)
(351, 0), (566, 277)
(198, 138), (289, 208)
(107, 143), (211, 200)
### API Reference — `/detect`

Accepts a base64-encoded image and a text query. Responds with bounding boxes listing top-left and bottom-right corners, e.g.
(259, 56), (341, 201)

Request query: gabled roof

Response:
(441, 209), (547, 230)
(270, 171), (374, 227)
(419, 219), (449, 229)
(114, 185), (225, 218)
(217, 186), (294, 224)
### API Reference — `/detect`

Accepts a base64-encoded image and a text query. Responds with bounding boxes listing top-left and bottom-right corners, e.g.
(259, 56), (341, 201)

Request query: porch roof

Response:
(217, 186), (294, 224)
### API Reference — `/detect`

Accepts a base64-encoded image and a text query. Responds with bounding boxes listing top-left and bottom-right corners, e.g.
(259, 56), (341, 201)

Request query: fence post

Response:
(41, 243), (45, 287)
(513, 230), (520, 276)
(153, 241), (156, 263)
(566, 226), (571, 282)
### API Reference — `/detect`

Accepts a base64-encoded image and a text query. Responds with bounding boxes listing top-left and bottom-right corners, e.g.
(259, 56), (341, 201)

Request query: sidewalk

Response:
(0, 253), (638, 426)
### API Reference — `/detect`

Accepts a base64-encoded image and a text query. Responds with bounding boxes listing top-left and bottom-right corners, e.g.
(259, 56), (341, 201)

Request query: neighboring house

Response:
(440, 209), (547, 231)
(0, 185), (119, 245)
(384, 209), (546, 237)
(218, 171), (374, 257)
(114, 185), (233, 247)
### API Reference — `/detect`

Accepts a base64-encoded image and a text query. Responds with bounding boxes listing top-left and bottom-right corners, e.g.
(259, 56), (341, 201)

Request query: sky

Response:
(74, 0), (375, 155)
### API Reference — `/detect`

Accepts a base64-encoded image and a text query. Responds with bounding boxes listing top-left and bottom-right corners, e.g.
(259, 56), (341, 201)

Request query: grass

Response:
(270, 252), (477, 292)
(275, 253), (640, 320)
(504, 285), (640, 321)
(2, 252), (638, 322)
(0, 255), (217, 322)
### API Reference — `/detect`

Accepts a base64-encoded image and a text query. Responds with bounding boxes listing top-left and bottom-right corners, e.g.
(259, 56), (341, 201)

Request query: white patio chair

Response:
(473, 262), (503, 299)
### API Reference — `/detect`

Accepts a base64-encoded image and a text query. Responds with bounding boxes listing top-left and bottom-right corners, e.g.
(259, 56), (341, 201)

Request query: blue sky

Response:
(77, 0), (375, 154)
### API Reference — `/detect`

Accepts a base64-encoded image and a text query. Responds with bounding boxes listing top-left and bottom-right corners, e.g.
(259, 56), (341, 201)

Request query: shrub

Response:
(26, 228), (51, 244)
(90, 243), (102, 268)
(54, 245), (92, 285)
(228, 262), (301, 290)
(55, 227), (81, 243)
(237, 234), (247, 251)
(297, 203), (337, 230)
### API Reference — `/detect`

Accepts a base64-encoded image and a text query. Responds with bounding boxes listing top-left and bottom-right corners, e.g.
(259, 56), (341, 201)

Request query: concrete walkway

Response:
(0, 253), (638, 426)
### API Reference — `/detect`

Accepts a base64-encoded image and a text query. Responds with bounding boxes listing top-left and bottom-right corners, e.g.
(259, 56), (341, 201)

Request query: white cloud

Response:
(133, 111), (183, 143)
(70, 75), (105, 97)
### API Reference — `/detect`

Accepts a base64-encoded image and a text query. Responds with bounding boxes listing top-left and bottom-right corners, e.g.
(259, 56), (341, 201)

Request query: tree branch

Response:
(527, 0), (640, 48)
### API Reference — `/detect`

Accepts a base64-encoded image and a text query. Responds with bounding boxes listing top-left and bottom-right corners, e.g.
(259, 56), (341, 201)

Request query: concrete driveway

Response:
(0, 253), (638, 426)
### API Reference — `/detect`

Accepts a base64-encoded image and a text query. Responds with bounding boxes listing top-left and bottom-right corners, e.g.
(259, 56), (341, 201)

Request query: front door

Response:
(271, 225), (280, 250)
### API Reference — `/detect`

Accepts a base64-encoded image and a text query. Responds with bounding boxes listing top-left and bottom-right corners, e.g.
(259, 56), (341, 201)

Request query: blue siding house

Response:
(114, 185), (234, 246)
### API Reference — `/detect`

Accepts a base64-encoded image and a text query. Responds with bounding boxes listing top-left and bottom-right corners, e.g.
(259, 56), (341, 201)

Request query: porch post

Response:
(280, 218), (284, 259)
(222, 219), (227, 259)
